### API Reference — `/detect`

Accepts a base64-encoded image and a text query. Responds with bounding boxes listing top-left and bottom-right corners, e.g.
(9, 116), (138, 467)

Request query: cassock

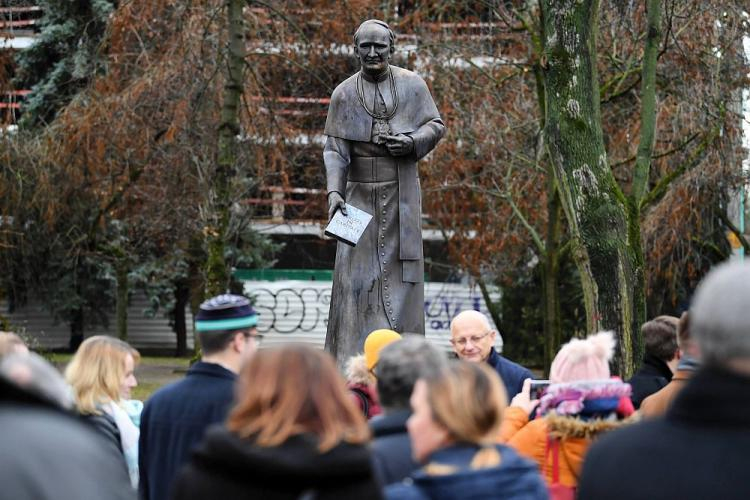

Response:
(323, 64), (445, 361)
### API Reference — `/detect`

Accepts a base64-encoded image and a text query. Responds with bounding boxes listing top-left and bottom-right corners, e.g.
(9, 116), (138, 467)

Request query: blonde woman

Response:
(386, 361), (547, 500)
(65, 335), (142, 488)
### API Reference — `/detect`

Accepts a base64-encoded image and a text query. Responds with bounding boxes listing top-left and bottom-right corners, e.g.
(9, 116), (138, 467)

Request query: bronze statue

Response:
(324, 19), (445, 361)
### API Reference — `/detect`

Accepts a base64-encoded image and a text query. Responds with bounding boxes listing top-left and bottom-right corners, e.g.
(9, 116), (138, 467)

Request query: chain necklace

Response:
(356, 66), (399, 120)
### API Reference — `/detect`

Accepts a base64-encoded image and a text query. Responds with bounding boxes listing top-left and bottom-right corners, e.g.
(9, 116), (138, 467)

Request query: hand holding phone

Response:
(529, 380), (550, 399)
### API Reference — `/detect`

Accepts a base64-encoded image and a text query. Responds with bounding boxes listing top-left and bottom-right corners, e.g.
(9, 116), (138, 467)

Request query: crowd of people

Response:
(1, 260), (750, 499)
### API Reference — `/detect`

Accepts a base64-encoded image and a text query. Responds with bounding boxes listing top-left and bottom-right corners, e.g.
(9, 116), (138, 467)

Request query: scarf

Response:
(102, 399), (142, 489)
(539, 379), (633, 418)
(677, 355), (700, 372)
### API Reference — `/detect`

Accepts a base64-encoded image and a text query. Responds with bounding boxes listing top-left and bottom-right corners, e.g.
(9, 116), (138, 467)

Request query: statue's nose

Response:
(368, 45), (376, 57)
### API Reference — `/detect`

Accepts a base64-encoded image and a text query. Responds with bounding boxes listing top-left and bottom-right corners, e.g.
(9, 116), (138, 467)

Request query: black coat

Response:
(86, 412), (124, 453)
(0, 375), (135, 500)
(139, 361), (236, 500)
(370, 410), (417, 486)
(171, 428), (383, 500)
(627, 354), (673, 408)
(579, 367), (750, 500)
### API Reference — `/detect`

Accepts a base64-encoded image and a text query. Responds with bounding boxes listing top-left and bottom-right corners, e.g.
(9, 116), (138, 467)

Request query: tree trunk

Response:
(531, 38), (564, 375)
(541, 183), (563, 375)
(626, 0), (662, 364)
(189, 236), (206, 360)
(173, 281), (189, 356)
(69, 306), (84, 351)
(115, 258), (128, 340)
(205, 0), (245, 296)
(477, 276), (502, 336)
(540, 0), (637, 376)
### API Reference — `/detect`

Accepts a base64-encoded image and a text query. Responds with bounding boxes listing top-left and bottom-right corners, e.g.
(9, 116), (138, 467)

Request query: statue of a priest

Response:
(324, 19), (445, 361)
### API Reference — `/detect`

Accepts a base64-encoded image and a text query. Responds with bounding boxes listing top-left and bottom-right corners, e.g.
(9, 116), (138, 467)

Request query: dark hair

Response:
(642, 316), (679, 361)
(197, 329), (242, 355)
(353, 19), (395, 48)
(375, 337), (446, 411)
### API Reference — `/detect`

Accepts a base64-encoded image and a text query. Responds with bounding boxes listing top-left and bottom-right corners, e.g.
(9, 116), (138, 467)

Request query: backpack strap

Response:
(547, 436), (561, 484)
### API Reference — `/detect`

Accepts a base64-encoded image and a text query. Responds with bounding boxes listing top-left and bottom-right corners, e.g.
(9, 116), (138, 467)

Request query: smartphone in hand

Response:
(529, 380), (550, 399)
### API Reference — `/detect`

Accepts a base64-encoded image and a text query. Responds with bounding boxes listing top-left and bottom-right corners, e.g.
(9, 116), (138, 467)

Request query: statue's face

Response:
(356, 24), (392, 76)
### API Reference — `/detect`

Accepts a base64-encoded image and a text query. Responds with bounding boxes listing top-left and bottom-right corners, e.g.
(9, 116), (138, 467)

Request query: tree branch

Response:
(640, 111), (724, 211)
(492, 178), (545, 254)
(611, 132), (699, 169)
(631, 0), (662, 205)
(476, 276), (503, 336)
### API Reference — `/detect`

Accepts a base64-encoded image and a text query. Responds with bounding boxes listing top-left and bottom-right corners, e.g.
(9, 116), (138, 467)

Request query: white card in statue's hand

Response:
(324, 203), (373, 247)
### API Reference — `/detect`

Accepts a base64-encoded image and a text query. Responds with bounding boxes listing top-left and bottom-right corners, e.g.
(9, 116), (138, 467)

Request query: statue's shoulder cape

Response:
(324, 65), (441, 142)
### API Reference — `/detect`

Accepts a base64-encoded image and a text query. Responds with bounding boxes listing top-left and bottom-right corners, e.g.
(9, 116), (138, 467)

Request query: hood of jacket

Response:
(192, 427), (374, 486)
(346, 354), (374, 385)
(545, 412), (637, 440)
(404, 444), (547, 499)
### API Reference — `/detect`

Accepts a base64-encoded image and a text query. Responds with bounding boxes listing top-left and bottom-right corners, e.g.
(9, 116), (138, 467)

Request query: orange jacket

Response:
(499, 406), (632, 488)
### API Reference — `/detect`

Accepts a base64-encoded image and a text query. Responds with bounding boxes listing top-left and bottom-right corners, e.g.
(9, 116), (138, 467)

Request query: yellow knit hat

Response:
(364, 329), (402, 371)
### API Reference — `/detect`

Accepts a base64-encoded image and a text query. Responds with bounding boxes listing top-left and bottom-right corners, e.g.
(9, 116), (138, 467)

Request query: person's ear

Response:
(489, 330), (497, 342)
(232, 332), (245, 353)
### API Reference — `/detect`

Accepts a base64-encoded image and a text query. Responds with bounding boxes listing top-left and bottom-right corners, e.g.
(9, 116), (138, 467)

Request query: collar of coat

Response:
(544, 412), (638, 440)
(667, 366), (750, 430)
(639, 353), (674, 381)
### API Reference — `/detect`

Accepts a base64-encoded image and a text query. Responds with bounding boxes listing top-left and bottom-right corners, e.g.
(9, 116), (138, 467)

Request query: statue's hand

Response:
(327, 191), (347, 221)
(384, 134), (414, 157)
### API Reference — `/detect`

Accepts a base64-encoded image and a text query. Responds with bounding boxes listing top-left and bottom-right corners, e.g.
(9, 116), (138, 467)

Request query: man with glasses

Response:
(450, 310), (533, 399)
(139, 294), (260, 500)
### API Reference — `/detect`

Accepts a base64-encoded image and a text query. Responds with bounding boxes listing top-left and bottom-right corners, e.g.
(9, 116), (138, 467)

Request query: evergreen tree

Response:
(13, 0), (116, 127)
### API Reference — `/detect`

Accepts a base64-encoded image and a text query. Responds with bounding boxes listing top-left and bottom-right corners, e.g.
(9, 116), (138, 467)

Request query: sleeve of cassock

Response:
(408, 117), (445, 161)
(323, 136), (351, 197)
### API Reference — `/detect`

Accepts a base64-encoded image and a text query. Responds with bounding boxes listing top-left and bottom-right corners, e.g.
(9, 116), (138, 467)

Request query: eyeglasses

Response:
(450, 331), (491, 348)
(243, 332), (264, 344)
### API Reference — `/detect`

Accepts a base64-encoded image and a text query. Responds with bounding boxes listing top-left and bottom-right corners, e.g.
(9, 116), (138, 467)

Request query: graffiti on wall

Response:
(244, 281), (500, 342)
(249, 286), (331, 334)
(424, 294), (484, 331)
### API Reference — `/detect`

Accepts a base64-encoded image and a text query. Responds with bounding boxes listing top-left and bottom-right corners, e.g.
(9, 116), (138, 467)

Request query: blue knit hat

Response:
(195, 294), (258, 332)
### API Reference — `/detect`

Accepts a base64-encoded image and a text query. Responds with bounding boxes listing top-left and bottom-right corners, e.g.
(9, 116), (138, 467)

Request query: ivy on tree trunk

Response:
(540, 0), (638, 376)
(205, 0), (246, 296)
(626, 0), (662, 370)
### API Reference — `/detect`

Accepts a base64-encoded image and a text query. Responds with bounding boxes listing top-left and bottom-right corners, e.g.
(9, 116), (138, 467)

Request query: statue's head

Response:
(354, 19), (395, 77)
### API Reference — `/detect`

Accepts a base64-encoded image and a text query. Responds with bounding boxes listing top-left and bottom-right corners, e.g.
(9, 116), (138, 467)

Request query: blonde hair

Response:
(425, 361), (508, 468)
(65, 336), (140, 415)
(227, 345), (370, 452)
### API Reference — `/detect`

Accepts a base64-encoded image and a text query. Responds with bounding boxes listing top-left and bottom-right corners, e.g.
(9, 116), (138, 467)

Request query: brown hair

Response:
(641, 316), (679, 361)
(227, 345), (370, 452)
(64, 336), (140, 415)
(424, 361), (507, 467)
